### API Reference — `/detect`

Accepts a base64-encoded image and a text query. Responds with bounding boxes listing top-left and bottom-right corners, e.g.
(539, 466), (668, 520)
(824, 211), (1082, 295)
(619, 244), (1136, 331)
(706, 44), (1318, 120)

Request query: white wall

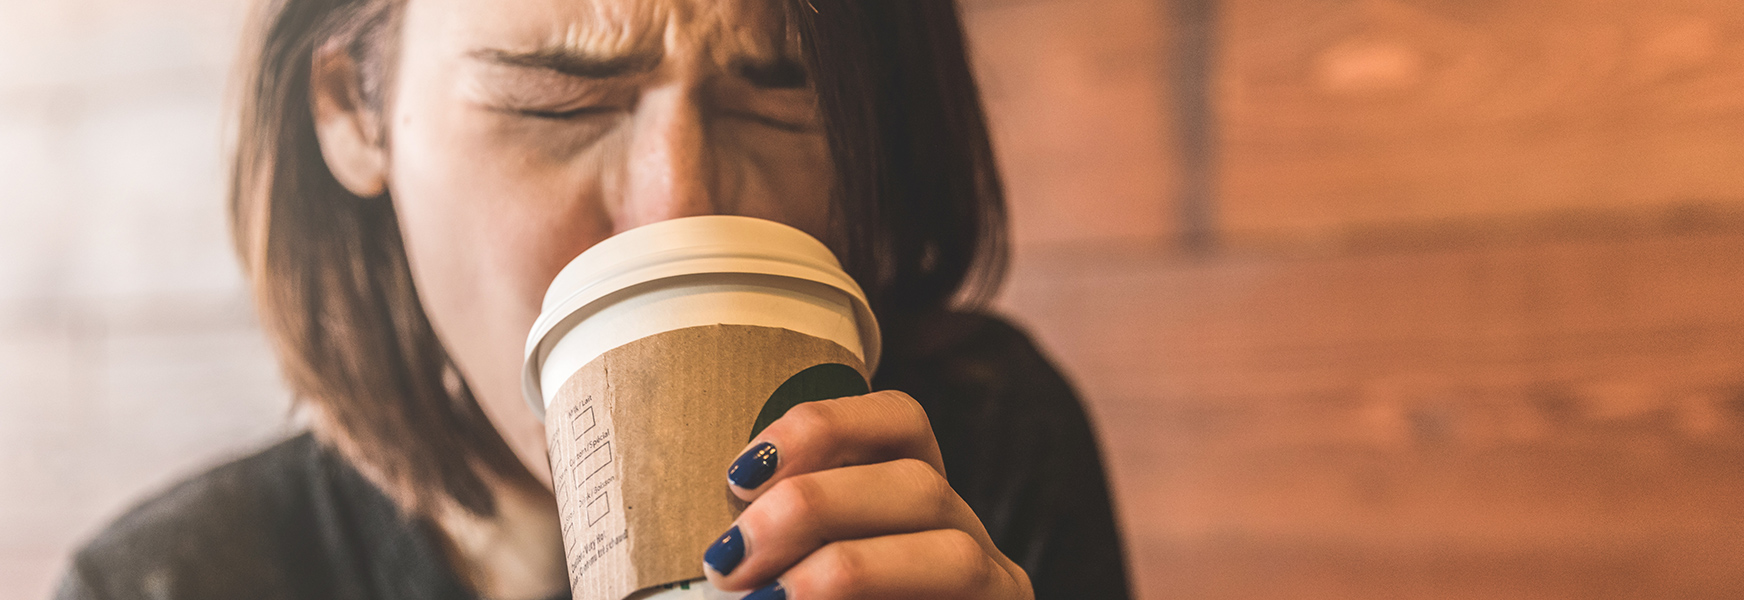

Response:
(0, 1), (295, 597)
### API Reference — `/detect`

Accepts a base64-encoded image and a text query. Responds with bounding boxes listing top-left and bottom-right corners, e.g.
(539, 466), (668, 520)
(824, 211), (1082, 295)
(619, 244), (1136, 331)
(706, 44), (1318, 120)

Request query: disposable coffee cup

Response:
(522, 216), (881, 600)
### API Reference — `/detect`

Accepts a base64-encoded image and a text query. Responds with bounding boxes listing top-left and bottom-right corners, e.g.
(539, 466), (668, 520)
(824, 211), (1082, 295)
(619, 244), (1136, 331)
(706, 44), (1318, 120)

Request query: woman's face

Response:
(323, 0), (833, 487)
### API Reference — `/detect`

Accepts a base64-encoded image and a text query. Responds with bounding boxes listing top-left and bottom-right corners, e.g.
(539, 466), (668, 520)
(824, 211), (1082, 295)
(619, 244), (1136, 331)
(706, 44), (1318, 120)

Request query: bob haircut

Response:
(230, 0), (1008, 519)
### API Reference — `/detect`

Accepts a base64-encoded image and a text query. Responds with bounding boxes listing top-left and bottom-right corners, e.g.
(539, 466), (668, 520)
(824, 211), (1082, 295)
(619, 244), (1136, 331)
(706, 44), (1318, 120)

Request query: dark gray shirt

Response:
(57, 314), (1131, 600)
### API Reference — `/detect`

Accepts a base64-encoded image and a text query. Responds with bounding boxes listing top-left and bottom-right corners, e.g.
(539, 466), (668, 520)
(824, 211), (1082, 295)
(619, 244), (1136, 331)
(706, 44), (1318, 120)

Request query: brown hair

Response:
(229, 0), (1007, 519)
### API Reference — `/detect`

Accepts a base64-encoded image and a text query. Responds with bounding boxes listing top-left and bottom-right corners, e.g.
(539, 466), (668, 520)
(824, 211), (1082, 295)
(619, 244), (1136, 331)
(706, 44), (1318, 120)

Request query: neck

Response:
(432, 479), (569, 600)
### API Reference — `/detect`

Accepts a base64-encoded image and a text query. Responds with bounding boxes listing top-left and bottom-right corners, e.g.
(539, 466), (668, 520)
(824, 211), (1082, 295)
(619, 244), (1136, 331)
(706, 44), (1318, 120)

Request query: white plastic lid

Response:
(520, 216), (881, 417)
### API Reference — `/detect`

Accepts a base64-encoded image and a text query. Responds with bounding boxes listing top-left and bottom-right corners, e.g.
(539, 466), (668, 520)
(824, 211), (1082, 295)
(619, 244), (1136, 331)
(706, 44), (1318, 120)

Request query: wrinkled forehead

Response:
(422, 0), (800, 65)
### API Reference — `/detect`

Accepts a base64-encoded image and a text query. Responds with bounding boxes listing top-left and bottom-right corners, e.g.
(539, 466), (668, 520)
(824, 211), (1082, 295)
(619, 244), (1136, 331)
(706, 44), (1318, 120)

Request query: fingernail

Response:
(728, 442), (778, 489)
(744, 582), (786, 600)
(702, 525), (746, 576)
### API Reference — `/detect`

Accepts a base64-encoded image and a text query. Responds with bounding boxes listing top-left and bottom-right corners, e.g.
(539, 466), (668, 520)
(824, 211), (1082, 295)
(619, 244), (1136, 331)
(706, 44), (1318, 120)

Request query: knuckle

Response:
(1007, 562), (1035, 598)
(870, 389), (926, 419)
(761, 478), (803, 515)
(812, 542), (869, 591)
(780, 400), (840, 441)
(745, 476), (827, 550)
(890, 458), (953, 514)
(937, 528), (985, 566)
(883, 391), (936, 437)
(934, 529), (997, 589)
(764, 473), (829, 525)
(890, 456), (936, 479)
(869, 388), (918, 407)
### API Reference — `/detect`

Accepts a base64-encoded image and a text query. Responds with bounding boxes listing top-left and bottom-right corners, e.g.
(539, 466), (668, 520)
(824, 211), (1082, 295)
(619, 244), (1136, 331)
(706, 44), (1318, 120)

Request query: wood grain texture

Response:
(1217, 0), (1744, 238)
(970, 0), (1744, 597)
(962, 0), (1180, 246)
(999, 226), (1744, 599)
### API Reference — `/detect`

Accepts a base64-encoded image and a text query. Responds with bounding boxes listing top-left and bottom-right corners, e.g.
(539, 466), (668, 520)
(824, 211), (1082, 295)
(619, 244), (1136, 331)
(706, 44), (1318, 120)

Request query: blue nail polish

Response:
(728, 442), (779, 489)
(703, 525), (746, 576)
(744, 582), (786, 600)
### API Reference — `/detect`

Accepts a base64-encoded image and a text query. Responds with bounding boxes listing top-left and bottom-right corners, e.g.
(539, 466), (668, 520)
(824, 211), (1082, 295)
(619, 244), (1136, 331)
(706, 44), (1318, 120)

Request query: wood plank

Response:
(999, 226), (1744, 599)
(1216, 0), (1744, 238)
(962, 0), (1180, 246)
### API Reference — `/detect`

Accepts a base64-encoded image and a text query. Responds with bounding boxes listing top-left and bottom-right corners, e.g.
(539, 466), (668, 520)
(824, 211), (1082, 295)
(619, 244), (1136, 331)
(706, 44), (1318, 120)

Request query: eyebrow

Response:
(470, 47), (664, 79)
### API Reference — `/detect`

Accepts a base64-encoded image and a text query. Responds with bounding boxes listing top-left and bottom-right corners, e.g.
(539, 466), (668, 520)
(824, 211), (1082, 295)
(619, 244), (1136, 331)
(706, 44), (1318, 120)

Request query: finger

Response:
(725, 390), (943, 500)
(703, 458), (996, 590)
(776, 529), (1032, 600)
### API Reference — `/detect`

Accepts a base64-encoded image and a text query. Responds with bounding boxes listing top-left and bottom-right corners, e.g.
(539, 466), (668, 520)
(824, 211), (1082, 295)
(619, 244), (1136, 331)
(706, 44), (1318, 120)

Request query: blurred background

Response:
(4, 0), (1744, 598)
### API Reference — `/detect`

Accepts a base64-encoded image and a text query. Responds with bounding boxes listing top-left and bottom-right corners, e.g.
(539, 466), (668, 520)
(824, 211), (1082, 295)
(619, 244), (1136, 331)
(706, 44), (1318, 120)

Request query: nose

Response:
(616, 83), (718, 232)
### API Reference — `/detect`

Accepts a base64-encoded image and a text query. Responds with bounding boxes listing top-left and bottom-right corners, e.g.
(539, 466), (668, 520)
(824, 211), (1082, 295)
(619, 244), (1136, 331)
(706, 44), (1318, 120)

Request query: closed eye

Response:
(736, 58), (809, 90)
(507, 105), (623, 120)
(724, 110), (816, 133)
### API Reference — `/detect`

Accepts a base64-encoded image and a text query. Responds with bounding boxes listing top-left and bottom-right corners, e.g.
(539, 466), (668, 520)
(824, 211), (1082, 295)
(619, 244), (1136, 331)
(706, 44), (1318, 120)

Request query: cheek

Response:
(385, 100), (626, 410)
(392, 113), (624, 313)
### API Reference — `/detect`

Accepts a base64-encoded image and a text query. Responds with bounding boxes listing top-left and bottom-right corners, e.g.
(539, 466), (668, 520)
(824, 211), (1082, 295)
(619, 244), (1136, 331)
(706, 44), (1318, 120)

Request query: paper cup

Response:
(523, 216), (880, 600)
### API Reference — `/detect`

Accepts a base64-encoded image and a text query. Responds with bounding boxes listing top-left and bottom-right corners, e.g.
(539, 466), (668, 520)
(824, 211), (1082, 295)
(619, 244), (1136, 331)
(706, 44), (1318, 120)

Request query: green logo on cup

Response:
(749, 363), (870, 441)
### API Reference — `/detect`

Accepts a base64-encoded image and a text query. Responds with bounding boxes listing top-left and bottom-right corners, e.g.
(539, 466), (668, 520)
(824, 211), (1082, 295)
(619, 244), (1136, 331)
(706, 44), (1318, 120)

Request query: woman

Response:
(57, 1), (1130, 599)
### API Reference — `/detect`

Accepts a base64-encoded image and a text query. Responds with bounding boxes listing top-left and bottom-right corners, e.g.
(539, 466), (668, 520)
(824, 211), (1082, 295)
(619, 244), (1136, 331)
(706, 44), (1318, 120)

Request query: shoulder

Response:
(59, 434), (332, 600)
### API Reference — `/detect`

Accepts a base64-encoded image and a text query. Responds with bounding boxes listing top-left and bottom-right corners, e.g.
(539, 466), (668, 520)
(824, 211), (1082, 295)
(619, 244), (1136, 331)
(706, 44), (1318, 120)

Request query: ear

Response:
(311, 42), (388, 198)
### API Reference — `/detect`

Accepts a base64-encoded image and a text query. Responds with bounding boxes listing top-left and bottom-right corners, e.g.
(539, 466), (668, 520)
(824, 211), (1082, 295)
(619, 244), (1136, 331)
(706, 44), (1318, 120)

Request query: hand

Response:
(700, 390), (1034, 600)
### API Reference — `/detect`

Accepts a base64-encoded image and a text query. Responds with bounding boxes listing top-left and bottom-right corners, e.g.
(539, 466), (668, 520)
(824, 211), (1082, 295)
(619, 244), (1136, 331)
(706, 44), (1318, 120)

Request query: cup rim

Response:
(520, 216), (881, 417)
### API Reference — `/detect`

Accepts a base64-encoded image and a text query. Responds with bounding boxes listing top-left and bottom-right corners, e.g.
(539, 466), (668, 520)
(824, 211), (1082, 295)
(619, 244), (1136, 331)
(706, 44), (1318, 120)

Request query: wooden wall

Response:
(961, 0), (1744, 598)
(968, 0), (1182, 247)
(1218, 0), (1744, 239)
(3, 1), (1740, 598)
